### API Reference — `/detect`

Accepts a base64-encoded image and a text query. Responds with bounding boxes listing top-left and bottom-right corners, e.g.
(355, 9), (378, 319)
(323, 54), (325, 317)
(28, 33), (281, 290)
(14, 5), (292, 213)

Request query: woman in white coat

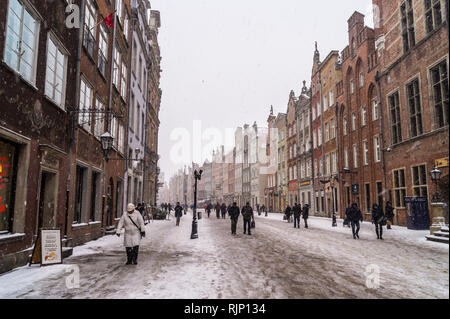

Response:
(116, 203), (146, 265)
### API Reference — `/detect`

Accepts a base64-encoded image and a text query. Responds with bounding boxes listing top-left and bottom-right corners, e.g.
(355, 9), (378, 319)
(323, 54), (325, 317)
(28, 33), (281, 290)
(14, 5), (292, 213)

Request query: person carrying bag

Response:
(116, 203), (146, 265)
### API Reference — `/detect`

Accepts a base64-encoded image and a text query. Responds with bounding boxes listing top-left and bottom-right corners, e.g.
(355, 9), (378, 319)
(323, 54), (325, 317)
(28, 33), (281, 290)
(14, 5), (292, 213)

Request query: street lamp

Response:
(430, 167), (442, 202)
(100, 132), (114, 232)
(191, 169), (203, 239)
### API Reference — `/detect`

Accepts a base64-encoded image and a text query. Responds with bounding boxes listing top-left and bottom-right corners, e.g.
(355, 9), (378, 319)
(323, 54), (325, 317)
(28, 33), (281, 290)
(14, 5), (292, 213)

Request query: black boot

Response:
(126, 248), (133, 265)
(132, 246), (139, 265)
(376, 228), (380, 239)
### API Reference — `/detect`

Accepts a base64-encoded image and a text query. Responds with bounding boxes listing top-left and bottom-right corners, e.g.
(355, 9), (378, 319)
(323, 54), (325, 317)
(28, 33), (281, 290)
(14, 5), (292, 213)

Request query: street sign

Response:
(435, 157), (449, 168)
(30, 229), (63, 266)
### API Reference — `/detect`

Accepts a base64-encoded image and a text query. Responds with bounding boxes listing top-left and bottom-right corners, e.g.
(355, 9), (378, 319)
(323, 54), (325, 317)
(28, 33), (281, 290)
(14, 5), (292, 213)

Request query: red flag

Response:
(104, 12), (114, 29)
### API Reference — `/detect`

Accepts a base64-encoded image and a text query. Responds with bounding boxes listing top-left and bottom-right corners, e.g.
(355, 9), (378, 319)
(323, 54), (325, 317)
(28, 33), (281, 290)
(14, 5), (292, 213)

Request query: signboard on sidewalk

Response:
(30, 229), (63, 266)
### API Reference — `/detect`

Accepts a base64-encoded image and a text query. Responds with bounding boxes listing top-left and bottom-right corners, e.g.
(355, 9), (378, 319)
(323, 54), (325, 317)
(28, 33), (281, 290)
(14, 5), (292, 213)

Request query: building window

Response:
(113, 48), (120, 88)
(393, 169), (406, 208)
(377, 182), (383, 206)
(352, 112), (357, 131)
(118, 122), (124, 154)
(344, 148), (349, 169)
(83, 0), (96, 58)
(74, 166), (87, 224)
(406, 78), (423, 137)
(121, 62), (127, 99)
(353, 144), (358, 168)
(45, 35), (68, 109)
(372, 99), (379, 121)
(325, 122), (329, 142)
(361, 106), (367, 126)
(94, 98), (105, 138)
(401, 0), (415, 53)
(365, 183), (371, 213)
(343, 117), (348, 136)
(110, 115), (117, 146)
(363, 140), (369, 166)
(136, 104), (141, 140)
(325, 154), (330, 176)
(79, 78), (92, 131)
(330, 118), (335, 139)
(350, 80), (355, 94)
(431, 60), (449, 128)
(324, 94), (328, 111)
(374, 136), (381, 163)
(359, 72), (365, 87)
(425, 0), (442, 33)
(332, 151), (337, 173)
(90, 171), (100, 222)
(0, 139), (19, 233)
(412, 165), (428, 197)
(318, 127), (322, 146)
(329, 90), (334, 106)
(98, 24), (108, 77)
(116, 0), (123, 23)
(319, 159), (324, 177)
(123, 15), (129, 40)
(4, 0), (39, 83)
(389, 91), (403, 144)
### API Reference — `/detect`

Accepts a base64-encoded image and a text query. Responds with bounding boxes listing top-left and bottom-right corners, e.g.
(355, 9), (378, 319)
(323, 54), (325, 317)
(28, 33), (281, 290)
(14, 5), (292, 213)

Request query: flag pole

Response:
(91, 10), (116, 31)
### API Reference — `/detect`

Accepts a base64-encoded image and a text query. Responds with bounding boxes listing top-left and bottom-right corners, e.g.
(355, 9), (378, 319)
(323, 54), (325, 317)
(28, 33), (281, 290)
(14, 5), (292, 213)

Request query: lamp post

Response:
(191, 169), (203, 239)
(430, 167), (442, 203)
(429, 166), (445, 235)
(100, 132), (114, 232)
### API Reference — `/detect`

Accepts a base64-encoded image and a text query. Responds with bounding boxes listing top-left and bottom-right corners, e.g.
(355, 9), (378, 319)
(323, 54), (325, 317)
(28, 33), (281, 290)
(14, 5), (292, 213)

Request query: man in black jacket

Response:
(229, 202), (240, 235)
(302, 204), (310, 228)
(221, 203), (227, 219)
(347, 202), (363, 239)
(293, 203), (302, 229)
(174, 202), (183, 226)
(242, 202), (254, 235)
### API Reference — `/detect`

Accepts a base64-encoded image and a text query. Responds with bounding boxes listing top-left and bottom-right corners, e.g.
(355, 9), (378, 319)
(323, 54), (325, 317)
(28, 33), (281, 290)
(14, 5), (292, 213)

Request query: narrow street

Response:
(0, 211), (448, 299)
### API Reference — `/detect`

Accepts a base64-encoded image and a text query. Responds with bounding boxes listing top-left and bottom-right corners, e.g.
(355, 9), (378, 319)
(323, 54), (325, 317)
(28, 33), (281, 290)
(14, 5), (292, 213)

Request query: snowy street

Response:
(0, 211), (448, 299)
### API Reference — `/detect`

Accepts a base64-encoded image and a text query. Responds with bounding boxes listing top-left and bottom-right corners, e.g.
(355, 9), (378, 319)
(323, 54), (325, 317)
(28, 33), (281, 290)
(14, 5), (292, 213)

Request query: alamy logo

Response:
(65, 265), (80, 289)
(65, 3), (80, 29)
(365, 264), (380, 290)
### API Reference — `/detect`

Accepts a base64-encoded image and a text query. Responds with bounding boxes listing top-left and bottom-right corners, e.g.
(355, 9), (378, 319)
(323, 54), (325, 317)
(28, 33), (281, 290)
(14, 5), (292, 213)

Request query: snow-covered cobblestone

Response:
(0, 211), (447, 299)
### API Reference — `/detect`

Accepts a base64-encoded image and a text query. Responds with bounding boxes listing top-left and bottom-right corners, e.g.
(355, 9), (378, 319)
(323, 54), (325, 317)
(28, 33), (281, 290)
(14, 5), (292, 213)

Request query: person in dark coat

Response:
(261, 205), (267, 217)
(241, 202), (254, 235)
(229, 202), (240, 235)
(293, 203), (302, 229)
(385, 201), (395, 229)
(285, 205), (292, 223)
(372, 203), (385, 240)
(347, 202), (363, 239)
(302, 204), (310, 228)
(221, 203), (227, 219)
(206, 203), (212, 218)
(215, 203), (221, 219)
(174, 202), (183, 226)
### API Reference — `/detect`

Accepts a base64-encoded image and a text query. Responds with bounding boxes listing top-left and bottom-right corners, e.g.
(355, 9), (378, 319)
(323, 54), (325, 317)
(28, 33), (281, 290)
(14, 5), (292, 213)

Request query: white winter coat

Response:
(116, 210), (146, 247)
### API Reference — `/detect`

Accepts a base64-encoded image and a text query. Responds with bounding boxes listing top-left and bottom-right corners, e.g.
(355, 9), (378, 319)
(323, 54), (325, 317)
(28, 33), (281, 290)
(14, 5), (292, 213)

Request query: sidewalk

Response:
(255, 212), (449, 251)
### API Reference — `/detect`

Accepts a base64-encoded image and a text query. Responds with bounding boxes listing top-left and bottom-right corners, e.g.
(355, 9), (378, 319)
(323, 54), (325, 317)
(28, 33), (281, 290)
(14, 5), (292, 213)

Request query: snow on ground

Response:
(0, 210), (448, 299)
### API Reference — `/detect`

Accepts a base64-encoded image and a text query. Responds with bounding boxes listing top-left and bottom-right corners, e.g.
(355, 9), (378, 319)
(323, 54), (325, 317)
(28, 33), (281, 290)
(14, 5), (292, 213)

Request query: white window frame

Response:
(363, 140), (369, 166)
(79, 77), (93, 132)
(374, 136), (381, 163)
(4, 0), (40, 84)
(353, 144), (358, 168)
(45, 33), (68, 109)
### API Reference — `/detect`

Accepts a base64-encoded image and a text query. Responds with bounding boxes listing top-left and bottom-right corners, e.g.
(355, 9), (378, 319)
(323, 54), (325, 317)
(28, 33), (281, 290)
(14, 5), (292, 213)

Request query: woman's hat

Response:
(127, 203), (135, 212)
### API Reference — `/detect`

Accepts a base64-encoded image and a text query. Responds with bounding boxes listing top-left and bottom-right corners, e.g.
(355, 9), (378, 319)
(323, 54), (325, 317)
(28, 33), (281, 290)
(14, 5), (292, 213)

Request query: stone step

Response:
(426, 235), (449, 244)
(441, 226), (449, 233)
(434, 231), (449, 238)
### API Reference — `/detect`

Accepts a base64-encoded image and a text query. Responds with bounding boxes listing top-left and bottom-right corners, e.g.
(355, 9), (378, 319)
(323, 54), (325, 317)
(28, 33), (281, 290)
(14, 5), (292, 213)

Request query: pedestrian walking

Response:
(229, 202), (240, 235)
(302, 204), (310, 228)
(242, 202), (255, 235)
(385, 201), (395, 230)
(372, 203), (386, 240)
(206, 203), (212, 218)
(116, 203), (146, 265)
(221, 203), (227, 219)
(346, 202), (363, 239)
(215, 202), (221, 219)
(285, 205), (292, 223)
(293, 203), (301, 229)
(174, 202), (183, 226)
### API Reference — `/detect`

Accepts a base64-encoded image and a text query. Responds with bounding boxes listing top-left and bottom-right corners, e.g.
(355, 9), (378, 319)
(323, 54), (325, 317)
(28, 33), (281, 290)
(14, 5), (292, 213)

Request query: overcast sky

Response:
(151, 0), (374, 183)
